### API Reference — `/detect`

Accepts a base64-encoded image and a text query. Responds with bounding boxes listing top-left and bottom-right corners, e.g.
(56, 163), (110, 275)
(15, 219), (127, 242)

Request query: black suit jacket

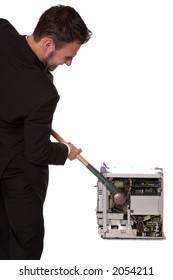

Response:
(0, 19), (68, 200)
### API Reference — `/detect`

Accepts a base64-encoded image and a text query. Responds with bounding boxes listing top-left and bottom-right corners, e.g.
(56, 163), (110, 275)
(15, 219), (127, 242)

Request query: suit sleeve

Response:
(24, 94), (68, 165)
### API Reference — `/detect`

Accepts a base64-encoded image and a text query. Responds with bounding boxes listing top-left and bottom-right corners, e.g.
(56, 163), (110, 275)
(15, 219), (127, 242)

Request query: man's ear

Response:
(42, 37), (55, 53)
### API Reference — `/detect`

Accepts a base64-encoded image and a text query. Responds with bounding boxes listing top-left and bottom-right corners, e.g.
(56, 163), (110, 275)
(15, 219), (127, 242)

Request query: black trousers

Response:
(0, 161), (44, 260)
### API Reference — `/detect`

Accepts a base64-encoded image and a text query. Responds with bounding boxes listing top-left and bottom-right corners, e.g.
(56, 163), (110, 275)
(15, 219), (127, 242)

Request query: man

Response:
(0, 5), (92, 260)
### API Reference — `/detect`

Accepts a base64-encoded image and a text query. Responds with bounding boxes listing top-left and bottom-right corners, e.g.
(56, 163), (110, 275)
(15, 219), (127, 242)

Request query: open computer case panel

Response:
(96, 165), (164, 239)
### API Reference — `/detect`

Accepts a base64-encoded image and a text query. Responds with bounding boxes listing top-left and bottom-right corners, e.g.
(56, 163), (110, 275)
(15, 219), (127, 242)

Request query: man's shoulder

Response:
(0, 18), (9, 23)
(0, 18), (19, 36)
(0, 18), (12, 28)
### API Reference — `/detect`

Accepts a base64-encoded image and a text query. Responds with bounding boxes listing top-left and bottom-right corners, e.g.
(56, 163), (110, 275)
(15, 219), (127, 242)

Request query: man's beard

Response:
(43, 51), (57, 71)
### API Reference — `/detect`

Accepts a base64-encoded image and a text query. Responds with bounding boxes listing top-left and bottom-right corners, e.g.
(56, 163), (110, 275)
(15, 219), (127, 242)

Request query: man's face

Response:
(43, 41), (81, 71)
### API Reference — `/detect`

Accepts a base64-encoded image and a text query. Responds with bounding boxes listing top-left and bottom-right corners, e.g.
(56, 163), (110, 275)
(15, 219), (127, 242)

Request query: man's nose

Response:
(66, 58), (72, 66)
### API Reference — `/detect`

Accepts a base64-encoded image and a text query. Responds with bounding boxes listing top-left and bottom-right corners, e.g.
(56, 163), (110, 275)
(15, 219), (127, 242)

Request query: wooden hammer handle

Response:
(51, 129), (89, 166)
(51, 128), (118, 194)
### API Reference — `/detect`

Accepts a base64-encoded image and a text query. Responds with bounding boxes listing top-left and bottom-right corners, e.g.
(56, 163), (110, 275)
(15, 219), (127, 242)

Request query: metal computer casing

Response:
(96, 166), (164, 239)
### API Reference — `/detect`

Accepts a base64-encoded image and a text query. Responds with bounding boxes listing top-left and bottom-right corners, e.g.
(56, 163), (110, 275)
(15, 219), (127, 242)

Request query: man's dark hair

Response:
(33, 5), (92, 49)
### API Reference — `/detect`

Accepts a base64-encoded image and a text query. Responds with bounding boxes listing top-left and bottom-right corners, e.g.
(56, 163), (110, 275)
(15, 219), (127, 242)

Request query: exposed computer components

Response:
(96, 165), (164, 239)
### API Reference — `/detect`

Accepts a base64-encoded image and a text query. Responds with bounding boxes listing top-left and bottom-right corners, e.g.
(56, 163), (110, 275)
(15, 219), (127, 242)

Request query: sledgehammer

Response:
(51, 129), (118, 194)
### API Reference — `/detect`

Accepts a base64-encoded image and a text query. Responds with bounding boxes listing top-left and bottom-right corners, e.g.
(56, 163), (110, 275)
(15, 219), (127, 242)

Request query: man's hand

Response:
(67, 142), (82, 160)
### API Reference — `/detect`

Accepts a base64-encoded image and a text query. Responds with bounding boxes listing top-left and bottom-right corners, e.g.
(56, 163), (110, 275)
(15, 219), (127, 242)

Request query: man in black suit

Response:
(0, 5), (92, 259)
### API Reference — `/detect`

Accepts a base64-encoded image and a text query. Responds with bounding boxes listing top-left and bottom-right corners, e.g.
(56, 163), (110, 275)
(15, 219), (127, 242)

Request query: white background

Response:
(0, 0), (173, 279)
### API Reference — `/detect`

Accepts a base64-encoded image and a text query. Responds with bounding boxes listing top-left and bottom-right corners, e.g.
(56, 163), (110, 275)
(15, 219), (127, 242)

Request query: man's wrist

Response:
(62, 142), (71, 155)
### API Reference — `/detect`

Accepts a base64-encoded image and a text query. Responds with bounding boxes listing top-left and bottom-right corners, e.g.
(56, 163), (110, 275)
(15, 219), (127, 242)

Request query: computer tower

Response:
(96, 165), (164, 239)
